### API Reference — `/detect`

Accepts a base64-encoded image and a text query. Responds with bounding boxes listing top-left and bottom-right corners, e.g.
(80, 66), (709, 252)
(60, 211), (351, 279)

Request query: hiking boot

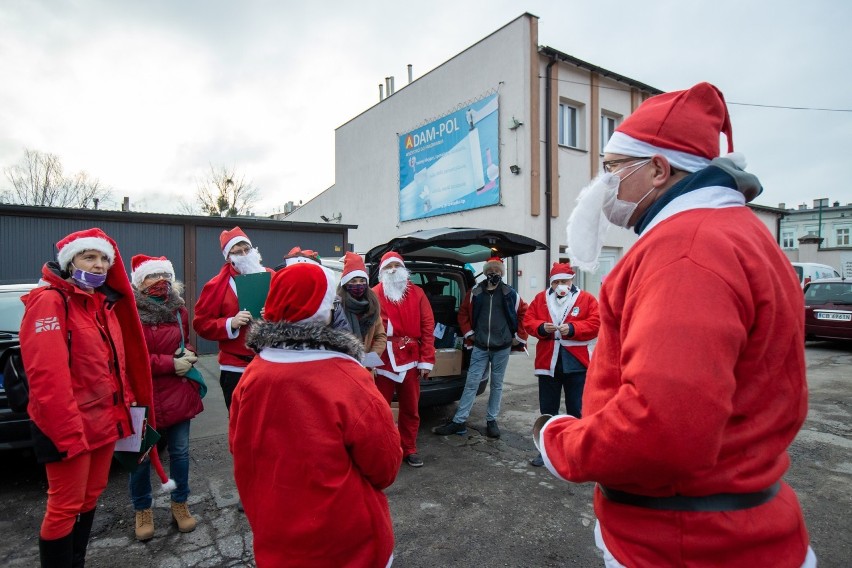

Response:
(405, 453), (424, 467)
(530, 453), (544, 467)
(171, 501), (197, 533)
(486, 420), (501, 439)
(134, 508), (155, 541)
(432, 420), (467, 436)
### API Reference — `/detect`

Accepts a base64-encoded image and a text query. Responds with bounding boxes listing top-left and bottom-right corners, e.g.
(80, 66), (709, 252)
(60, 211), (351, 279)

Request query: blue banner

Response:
(399, 93), (500, 221)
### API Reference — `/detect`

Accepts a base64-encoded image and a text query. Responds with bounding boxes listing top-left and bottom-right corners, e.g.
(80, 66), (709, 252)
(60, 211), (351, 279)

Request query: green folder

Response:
(114, 406), (162, 473)
(234, 271), (272, 318)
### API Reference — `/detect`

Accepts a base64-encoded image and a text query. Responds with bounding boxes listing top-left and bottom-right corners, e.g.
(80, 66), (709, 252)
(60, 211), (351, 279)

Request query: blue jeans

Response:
(453, 346), (511, 423)
(130, 419), (191, 509)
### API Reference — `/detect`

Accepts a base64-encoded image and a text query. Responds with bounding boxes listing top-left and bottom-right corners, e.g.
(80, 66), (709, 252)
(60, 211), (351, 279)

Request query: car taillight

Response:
(804, 277), (811, 286)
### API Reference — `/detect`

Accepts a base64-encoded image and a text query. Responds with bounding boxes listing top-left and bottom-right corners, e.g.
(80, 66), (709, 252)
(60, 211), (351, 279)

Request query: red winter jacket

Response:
(20, 266), (135, 461)
(135, 290), (203, 429)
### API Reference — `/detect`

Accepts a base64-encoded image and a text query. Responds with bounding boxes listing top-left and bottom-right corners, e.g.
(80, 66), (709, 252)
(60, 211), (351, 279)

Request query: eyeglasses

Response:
(229, 246), (252, 256)
(144, 272), (173, 281)
(602, 157), (648, 174)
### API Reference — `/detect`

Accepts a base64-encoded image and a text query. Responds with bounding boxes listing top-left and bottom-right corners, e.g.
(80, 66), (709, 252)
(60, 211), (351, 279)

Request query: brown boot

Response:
(134, 508), (154, 541)
(171, 501), (197, 533)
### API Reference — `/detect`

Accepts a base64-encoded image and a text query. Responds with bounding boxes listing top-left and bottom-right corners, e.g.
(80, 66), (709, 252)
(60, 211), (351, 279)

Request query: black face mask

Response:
(486, 273), (501, 286)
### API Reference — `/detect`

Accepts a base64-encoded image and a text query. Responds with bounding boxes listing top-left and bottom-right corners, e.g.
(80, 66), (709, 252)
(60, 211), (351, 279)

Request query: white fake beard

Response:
(566, 172), (619, 273)
(230, 248), (265, 274)
(380, 267), (410, 303)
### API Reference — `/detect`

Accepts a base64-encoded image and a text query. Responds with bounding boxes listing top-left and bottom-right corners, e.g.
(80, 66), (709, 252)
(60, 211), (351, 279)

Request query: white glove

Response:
(174, 347), (198, 365)
(174, 356), (193, 376)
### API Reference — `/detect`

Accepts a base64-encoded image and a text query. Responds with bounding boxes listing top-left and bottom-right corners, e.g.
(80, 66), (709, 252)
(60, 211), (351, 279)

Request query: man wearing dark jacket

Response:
(433, 257), (528, 439)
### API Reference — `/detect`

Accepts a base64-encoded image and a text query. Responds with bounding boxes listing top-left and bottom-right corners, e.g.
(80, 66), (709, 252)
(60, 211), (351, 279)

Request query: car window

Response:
(793, 266), (803, 280)
(805, 283), (852, 304)
(0, 290), (28, 333)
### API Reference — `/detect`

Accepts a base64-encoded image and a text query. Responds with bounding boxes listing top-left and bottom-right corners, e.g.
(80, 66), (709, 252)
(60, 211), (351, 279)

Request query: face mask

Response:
(346, 283), (367, 298)
(486, 273), (501, 286)
(71, 265), (107, 290)
(143, 279), (171, 299)
(555, 284), (570, 297)
(600, 160), (653, 228)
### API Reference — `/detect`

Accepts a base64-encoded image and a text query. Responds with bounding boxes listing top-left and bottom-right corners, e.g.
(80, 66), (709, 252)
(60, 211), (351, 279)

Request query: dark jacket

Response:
(458, 281), (528, 350)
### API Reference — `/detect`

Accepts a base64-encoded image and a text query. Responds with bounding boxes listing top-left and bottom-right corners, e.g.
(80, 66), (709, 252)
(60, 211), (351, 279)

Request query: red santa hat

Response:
(549, 262), (575, 283)
(483, 256), (504, 275)
(340, 251), (368, 286)
(604, 82), (734, 173)
(379, 251), (405, 271)
(130, 254), (175, 289)
(283, 246), (321, 267)
(264, 262), (336, 324)
(220, 226), (251, 259)
(56, 228), (116, 269)
(55, 229), (173, 488)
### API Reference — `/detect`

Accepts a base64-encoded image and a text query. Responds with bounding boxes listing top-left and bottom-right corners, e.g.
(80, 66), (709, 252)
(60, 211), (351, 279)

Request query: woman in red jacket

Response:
(128, 255), (204, 541)
(19, 228), (161, 567)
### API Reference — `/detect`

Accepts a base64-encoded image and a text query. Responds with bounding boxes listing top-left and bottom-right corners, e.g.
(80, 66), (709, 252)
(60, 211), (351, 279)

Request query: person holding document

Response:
(193, 226), (273, 412)
(337, 251), (386, 367)
(230, 262), (402, 567)
(19, 228), (164, 567)
(129, 254), (204, 541)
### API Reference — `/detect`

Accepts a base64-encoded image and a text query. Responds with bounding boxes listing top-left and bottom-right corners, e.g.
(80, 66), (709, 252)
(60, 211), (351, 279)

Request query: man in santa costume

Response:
(193, 226), (273, 412)
(372, 252), (435, 468)
(523, 261), (599, 467)
(538, 82), (815, 567)
(230, 262), (401, 568)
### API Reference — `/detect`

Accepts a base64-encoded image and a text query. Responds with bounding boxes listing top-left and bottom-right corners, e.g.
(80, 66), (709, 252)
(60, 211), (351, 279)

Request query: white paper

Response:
(362, 351), (384, 368)
(114, 406), (147, 452)
(433, 322), (446, 339)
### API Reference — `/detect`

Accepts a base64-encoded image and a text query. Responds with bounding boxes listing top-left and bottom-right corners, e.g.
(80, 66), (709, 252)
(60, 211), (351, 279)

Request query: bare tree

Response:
(3, 149), (112, 208)
(196, 164), (260, 217)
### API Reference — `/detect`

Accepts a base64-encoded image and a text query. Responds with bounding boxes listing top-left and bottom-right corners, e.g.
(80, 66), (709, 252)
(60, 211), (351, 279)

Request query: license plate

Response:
(816, 312), (852, 321)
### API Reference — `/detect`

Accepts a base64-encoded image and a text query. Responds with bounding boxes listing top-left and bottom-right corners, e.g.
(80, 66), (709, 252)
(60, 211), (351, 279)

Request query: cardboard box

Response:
(430, 348), (462, 377)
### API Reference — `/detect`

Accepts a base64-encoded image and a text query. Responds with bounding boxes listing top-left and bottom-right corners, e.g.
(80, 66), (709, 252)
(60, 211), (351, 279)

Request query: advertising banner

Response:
(399, 93), (500, 221)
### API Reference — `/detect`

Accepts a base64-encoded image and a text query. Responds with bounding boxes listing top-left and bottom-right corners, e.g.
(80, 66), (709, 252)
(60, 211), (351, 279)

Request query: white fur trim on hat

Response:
(379, 254), (405, 272)
(57, 237), (115, 269)
(284, 256), (320, 267)
(132, 259), (175, 288)
(223, 236), (252, 258)
(604, 131), (711, 173)
(306, 265), (337, 323)
(549, 272), (575, 283)
(340, 269), (368, 286)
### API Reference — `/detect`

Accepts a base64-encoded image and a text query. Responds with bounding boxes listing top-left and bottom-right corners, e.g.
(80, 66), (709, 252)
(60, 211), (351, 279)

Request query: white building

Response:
(777, 198), (852, 276)
(281, 13), (776, 297)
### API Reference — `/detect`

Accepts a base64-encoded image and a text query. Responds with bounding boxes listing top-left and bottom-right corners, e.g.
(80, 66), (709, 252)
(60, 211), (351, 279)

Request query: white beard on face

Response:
(380, 267), (410, 303)
(566, 172), (619, 273)
(230, 248), (265, 274)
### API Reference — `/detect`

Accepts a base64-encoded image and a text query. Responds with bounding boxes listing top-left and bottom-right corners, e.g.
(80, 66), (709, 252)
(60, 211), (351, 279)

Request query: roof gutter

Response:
(544, 55), (558, 277)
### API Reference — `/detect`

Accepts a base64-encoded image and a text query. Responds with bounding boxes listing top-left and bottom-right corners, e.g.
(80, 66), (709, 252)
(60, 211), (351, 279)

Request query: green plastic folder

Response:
(234, 271), (272, 318)
(114, 406), (161, 473)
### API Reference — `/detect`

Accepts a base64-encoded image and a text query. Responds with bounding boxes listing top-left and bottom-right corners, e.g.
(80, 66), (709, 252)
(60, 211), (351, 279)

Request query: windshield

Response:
(0, 290), (28, 334)
(805, 282), (852, 305)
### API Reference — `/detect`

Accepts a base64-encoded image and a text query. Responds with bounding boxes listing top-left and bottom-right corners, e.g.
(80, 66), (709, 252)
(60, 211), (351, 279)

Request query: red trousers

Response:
(41, 443), (114, 539)
(375, 368), (421, 456)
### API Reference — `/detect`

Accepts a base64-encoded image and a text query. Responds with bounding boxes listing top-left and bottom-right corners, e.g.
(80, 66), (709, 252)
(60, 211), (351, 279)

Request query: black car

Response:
(0, 284), (37, 450)
(803, 278), (852, 342)
(365, 228), (546, 407)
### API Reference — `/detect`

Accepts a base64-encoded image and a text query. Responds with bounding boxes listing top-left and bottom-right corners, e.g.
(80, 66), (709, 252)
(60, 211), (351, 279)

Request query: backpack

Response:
(1, 288), (69, 414)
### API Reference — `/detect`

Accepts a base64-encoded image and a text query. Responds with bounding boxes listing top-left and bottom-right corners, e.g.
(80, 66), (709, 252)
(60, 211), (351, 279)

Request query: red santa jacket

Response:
(136, 290), (203, 429)
(523, 288), (600, 375)
(193, 263), (273, 369)
(539, 205), (810, 566)
(372, 282), (435, 378)
(230, 321), (402, 568)
(20, 266), (136, 460)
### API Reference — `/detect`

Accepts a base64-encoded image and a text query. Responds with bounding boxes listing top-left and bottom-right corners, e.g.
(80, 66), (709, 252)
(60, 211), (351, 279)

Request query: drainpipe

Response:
(544, 56), (558, 277)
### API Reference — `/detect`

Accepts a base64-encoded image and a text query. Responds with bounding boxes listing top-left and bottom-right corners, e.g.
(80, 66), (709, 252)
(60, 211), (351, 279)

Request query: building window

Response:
(837, 227), (850, 246)
(601, 113), (619, 154)
(558, 101), (580, 148)
(782, 231), (796, 249)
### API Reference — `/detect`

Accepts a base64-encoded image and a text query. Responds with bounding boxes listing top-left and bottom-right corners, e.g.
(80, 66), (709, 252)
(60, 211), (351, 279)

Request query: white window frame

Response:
(781, 231), (796, 249)
(600, 112), (619, 154)
(558, 100), (584, 149)
(836, 226), (851, 246)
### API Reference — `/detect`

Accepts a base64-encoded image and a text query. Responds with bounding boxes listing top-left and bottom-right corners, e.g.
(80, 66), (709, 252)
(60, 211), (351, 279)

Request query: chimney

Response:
(407, 64), (413, 84)
(778, 202), (785, 210)
(93, 198), (99, 210)
(379, 83), (384, 101)
(385, 77), (391, 97)
(389, 76), (395, 95)
(121, 196), (130, 212)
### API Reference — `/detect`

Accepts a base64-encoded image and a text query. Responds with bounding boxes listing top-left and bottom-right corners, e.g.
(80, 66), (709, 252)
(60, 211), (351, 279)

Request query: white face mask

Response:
(555, 284), (570, 297)
(600, 160), (653, 228)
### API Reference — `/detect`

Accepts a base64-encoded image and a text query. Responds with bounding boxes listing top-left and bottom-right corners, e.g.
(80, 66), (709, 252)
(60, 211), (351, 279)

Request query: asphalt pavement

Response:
(0, 342), (849, 567)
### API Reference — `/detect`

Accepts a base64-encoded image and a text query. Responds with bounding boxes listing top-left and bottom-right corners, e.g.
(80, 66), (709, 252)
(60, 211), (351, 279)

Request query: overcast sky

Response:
(1, 0), (850, 215)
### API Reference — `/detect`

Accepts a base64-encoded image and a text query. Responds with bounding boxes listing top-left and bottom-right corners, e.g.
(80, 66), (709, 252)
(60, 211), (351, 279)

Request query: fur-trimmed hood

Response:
(247, 320), (365, 360)
(134, 286), (185, 324)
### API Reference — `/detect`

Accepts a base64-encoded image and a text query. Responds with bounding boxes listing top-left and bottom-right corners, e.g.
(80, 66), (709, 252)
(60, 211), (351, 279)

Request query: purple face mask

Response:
(346, 283), (368, 298)
(71, 266), (107, 290)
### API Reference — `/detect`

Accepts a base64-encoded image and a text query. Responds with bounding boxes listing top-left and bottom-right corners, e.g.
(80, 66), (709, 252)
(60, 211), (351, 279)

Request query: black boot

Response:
(39, 533), (73, 568)
(71, 508), (96, 567)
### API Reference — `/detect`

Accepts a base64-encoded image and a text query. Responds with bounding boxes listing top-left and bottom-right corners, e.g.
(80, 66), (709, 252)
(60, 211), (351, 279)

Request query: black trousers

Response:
(220, 370), (245, 412)
(538, 367), (586, 418)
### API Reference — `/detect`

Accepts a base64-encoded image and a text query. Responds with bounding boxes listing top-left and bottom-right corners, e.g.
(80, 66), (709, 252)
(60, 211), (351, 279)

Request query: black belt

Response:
(235, 354), (255, 363)
(598, 482), (780, 512)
